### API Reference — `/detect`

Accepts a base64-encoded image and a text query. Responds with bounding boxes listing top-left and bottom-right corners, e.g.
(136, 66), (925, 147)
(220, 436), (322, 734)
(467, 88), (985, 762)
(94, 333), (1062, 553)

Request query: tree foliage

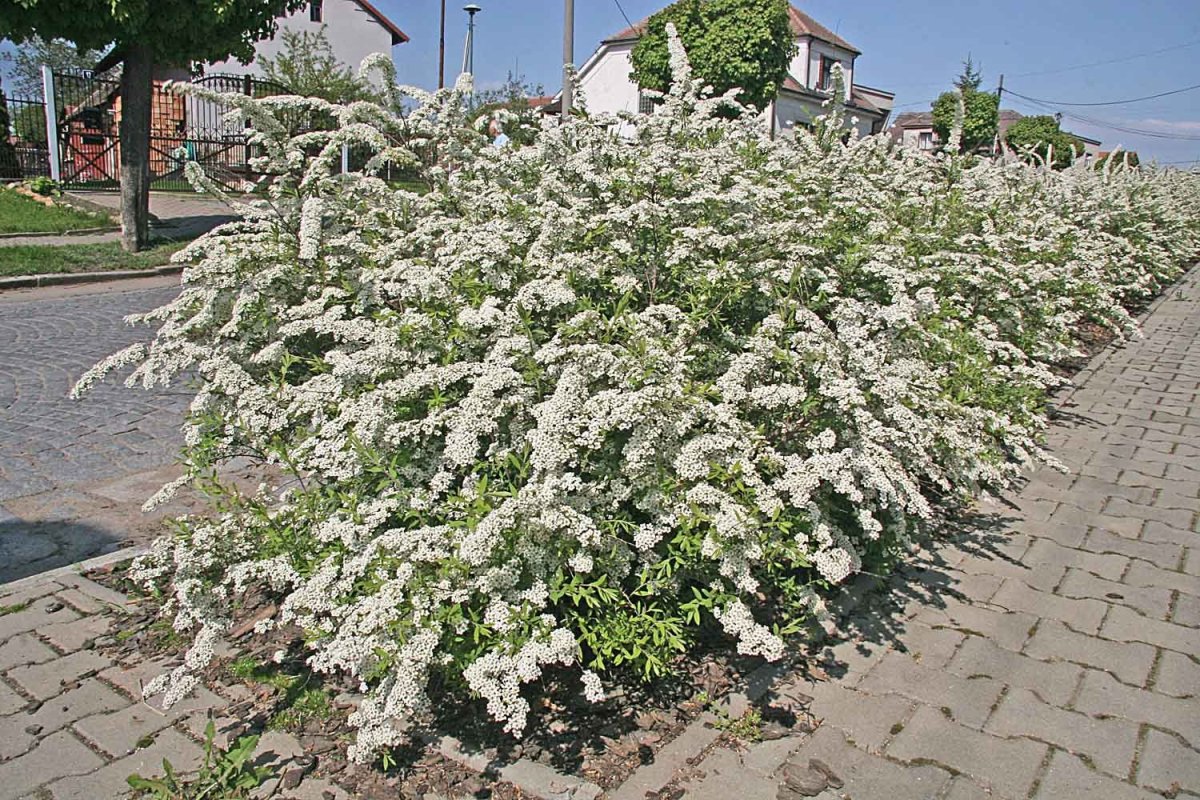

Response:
(630, 0), (796, 110)
(1005, 115), (1085, 169)
(6, 36), (108, 96)
(257, 25), (373, 104)
(931, 55), (998, 154)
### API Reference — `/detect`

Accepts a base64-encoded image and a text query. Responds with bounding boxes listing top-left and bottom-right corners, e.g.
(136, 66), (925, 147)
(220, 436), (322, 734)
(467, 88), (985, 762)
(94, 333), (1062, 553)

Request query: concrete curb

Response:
(0, 263), (183, 291)
(0, 544), (149, 594)
(0, 226), (121, 240)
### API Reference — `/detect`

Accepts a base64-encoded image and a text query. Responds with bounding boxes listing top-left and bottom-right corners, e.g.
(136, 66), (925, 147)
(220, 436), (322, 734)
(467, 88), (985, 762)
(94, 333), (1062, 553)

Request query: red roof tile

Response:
(606, 4), (859, 54)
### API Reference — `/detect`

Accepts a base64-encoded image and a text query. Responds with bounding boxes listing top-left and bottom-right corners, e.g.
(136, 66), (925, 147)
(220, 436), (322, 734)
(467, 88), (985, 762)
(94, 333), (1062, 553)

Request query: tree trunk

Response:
(118, 45), (153, 252)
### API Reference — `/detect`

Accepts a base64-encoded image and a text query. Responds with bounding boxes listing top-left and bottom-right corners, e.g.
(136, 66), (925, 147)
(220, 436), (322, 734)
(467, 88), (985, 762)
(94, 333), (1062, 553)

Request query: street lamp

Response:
(462, 4), (482, 77)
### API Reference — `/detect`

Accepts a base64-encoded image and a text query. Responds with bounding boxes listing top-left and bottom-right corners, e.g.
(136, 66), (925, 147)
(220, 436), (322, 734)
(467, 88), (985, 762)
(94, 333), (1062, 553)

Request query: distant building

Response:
(890, 109), (1101, 160)
(557, 4), (894, 139)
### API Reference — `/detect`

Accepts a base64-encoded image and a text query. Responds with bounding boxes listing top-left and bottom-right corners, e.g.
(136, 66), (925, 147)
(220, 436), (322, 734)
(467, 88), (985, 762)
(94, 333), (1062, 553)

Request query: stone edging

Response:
(0, 226), (122, 240)
(0, 545), (149, 595)
(0, 263), (184, 291)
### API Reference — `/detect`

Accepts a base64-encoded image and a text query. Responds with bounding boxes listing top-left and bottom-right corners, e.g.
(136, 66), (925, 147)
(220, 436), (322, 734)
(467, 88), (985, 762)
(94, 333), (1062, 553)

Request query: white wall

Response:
(807, 41), (854, 100)
(786, 40), (811, 87)
(208, 0), (394, 79)
(578, 42), (641, 116)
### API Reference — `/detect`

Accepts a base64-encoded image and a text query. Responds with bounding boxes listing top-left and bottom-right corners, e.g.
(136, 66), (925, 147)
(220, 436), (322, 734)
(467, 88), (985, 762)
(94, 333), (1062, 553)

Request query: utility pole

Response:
(562, 0), (574, 121)
(992, 74), (1004, 157)
(438, 0), (447, 89)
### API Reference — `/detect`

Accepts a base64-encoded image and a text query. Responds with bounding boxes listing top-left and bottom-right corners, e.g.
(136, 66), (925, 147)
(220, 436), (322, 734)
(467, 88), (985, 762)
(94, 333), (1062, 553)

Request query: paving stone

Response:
(1123, 559), (1200, 597)
(1172, 591), (1200, 627)
(5, 650), (111, 700)
(950, 551), (1065, 594)
(1142, 520), (1199, 547)
(818, 635), (888, 685)
(989, 579), (1110, 634)
(803, 679), (913, 752)
(1023, 538), (1129, 582)
(940, 776), (995, 800)
(0, 729), (104, 800)
(1101, 603), (1197, 654)
(1057, 568), (1173, 620)
(0, 678), (127, 759)
(608, 713), (721, 800)
(1154, 650), (1200, 698)
(912, 597), (1039, 653)
(47, 726), (203, 800)
(986, 687), (1138, 778)
(53, 574), (138, 612)
(947, 636), (1082, 707)
(1023, 619), (1156, 686)
(1105, 498), (1195, 531)
(1075, 669), (1199, 747)
(885, 704), (1047, 799)
(0, 600), (80, 640)
(0, 680), (24, 715)
(1035, 750), (1162, 800)
(783, 726), (951, 800)
(890, 621), (965, 669)
(856, 651), (1003, 729)
(1023, 520), (1089, 548)
(0, 632), (58, 671)
(1184, 548), (1200, 577)
(951, 555), (1066, 594)
(1136, 728), (1200, 795)
(37, 613), (113, 652)
(1086, 528), (1184, 569)
(72, 698), (180, 757)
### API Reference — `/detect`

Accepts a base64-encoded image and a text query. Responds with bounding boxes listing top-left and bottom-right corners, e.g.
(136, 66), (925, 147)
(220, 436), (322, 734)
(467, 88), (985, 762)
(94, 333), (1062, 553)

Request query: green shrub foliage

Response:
(76, 34), (1200, 761)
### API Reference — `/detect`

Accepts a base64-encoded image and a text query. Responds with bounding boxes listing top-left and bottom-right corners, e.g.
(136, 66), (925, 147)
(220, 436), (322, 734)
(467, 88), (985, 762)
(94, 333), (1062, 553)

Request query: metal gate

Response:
(49, 69), (290, 191)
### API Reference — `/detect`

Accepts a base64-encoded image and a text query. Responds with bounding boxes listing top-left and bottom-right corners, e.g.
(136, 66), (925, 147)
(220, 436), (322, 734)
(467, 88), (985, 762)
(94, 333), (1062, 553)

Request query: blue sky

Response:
(3, 1), (1198, 163)
(381, 0), (1200, 164)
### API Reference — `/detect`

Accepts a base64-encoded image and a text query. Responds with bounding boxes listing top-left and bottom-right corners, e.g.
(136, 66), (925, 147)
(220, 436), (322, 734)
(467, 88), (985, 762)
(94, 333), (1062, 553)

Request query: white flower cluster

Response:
(79, 31), (1200, 761)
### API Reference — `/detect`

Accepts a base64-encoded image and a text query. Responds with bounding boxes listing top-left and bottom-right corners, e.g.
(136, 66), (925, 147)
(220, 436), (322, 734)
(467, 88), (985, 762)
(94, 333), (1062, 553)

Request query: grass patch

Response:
(0, 600), (31, 616)
(225, 657), (333, 732)
(0, 189), (112, 234)
(0, 241), (187, 278)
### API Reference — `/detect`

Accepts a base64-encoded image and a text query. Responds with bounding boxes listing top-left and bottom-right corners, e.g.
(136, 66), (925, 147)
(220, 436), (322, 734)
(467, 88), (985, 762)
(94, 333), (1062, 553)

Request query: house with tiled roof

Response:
(567, 4), (894, 138)
(205, 0), (408, 78)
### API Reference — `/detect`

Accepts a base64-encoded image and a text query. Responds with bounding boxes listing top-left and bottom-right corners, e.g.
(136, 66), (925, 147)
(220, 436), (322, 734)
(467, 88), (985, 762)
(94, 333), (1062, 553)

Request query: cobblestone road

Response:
(0, 280), (190, 583)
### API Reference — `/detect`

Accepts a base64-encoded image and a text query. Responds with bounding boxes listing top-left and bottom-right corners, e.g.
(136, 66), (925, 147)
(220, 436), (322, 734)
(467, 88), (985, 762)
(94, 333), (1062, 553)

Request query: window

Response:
(917, 131), (934, 151)
(637, 91), (655, 115)
(309, 0), (323, 22)
(818, 56), (838, 91)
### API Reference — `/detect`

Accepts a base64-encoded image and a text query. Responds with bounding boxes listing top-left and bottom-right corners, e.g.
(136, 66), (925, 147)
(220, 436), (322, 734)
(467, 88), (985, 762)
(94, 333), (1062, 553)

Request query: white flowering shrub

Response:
(77, 37), (1200, 760)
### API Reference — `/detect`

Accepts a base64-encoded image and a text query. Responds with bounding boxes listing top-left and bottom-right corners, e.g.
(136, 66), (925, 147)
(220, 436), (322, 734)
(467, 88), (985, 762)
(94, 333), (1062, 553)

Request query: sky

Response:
(3, 1), (1199, 163)
(379, 0), (1200, 164)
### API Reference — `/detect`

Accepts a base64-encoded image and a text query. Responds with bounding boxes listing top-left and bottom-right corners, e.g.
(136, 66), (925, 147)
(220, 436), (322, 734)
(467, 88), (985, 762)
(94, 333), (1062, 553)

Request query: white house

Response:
(569, 4), (894, 138)
(206, 0), (408, 78)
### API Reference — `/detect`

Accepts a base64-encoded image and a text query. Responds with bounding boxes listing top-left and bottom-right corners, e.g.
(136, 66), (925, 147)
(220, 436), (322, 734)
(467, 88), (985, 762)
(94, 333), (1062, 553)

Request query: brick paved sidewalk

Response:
(0, 272), (1196, 800)
(673, 271), (1200, 799)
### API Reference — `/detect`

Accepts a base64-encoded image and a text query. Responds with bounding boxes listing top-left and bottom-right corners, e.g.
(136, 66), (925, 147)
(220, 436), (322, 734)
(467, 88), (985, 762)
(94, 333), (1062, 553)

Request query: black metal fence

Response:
(0, 91), (51, 181)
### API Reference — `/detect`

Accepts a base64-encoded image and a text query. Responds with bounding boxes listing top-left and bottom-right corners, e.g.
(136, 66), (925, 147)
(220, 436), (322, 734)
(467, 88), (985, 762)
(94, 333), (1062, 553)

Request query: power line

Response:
(1003, 93), (1200, 141)
(1005, 83), (1200, 107)
(1011, 38), (1200, 78)
(611, 0), (634, 29)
